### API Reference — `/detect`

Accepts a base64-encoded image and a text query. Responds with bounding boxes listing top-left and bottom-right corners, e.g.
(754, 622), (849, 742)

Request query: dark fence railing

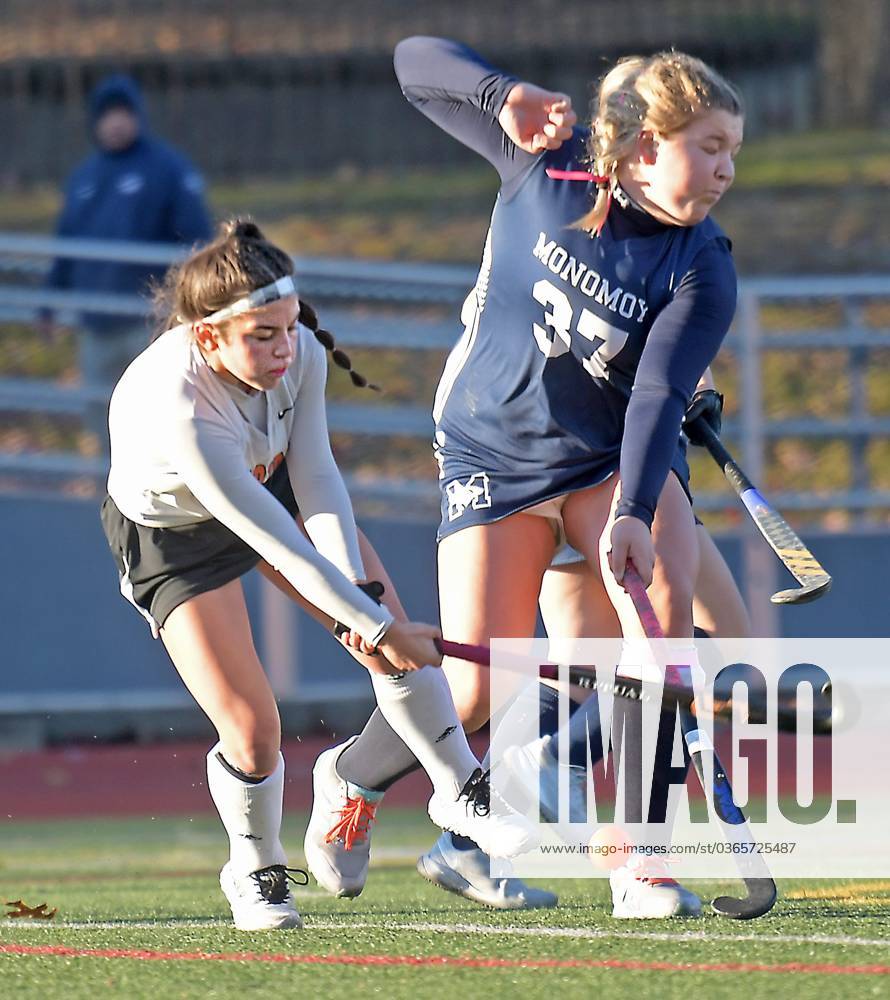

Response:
(4, 0), (882, 184)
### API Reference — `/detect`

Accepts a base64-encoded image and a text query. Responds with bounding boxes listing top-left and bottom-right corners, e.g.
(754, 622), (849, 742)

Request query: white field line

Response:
(5, 918), (890, 950)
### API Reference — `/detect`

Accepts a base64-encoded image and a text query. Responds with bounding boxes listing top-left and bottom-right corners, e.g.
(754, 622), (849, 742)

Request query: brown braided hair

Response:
(295, 298), (379, 391)
(153, 218), (379, 391)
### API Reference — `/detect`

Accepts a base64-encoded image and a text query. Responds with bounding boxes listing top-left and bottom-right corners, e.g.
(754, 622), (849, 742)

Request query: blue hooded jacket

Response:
(47, 75), (212, 333)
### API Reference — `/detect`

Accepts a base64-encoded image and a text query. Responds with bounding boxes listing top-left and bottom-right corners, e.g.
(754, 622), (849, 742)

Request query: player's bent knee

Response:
(220, 723), (281, 778)
(223, 744), (280, 779)
(657, 594), (696, 636)
(656, 559), (695, 602)
(650, 565), (695, 630)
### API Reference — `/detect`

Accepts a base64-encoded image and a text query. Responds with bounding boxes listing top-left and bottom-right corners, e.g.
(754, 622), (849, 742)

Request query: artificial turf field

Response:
(2, 809), (888, 999)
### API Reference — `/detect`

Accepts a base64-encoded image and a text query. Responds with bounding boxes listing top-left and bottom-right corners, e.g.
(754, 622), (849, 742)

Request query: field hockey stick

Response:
(435, 639), (833, 736)
(693, 421), (831, 605)
(623, 565), (778, 919)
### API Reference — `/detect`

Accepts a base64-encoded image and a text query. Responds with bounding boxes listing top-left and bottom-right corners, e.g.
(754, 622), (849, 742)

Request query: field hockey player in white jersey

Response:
(100, 219), (538, 931)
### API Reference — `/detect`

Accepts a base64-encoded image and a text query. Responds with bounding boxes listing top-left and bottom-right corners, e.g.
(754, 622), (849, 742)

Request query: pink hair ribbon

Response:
(545, 168), (612, 236)
(545, 168), (609, 184)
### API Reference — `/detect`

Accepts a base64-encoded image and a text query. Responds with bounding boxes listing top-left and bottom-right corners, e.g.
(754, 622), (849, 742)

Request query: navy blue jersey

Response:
(395, 38), (737, 535)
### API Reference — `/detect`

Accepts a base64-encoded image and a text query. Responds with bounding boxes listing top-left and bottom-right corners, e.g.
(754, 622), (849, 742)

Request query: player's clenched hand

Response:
(336, 628), (380, 656)
(608, 515), (655, 588)
(378, 620), (443, 673)
(498, 83), (576, 154)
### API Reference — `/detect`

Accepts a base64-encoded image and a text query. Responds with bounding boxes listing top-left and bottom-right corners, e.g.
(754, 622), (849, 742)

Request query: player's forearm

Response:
(285, 334), (367, 583)
(177, 427), (394, 642)
(294, 473), (367, 585)
(206, 484), (393, 643)
(394, 36), (520, 175)
(617, 387), (687, 527)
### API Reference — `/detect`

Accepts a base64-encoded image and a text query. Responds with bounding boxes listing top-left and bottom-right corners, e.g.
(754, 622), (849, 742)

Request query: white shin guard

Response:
(369, 666), (480, 800)
(206, 743), (288, 876)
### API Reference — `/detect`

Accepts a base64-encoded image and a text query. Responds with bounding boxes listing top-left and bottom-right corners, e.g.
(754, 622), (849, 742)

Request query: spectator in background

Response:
(44, 73), (212, 452)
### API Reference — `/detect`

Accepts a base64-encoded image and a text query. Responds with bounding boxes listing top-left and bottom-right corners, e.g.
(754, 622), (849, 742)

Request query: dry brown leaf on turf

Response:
(5, 899), (57, 920)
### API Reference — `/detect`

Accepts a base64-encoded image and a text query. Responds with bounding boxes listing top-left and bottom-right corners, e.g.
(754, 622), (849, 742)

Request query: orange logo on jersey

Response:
(251, 451), (285, 483)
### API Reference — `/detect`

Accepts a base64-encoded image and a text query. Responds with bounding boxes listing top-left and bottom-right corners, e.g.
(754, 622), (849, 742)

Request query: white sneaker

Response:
(303, 737), (383, 898)
(219, 862), (304, 930)
(501, 735), (587, 824)
(609, 857), (701, 918)
(427, 768), (540, 859)
(417, 831), (558, 910)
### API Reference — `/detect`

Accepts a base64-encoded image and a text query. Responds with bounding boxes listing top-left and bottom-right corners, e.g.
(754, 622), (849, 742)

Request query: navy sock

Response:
(560, 693), (605, 772)
(449, 832), (480, 849)
(538, 681), (563, 740)
(559, 692), (690, 826)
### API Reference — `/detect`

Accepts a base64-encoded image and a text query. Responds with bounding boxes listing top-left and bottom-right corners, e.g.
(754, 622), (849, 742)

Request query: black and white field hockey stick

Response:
(435, 639), (833, 736)
(622, 565), (778, 919)
(694, 421), (832, 605)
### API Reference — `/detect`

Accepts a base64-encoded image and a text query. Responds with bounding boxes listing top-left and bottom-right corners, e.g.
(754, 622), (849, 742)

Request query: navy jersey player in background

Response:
(305, 37), (744, 917)
(43, 74), (212, 453)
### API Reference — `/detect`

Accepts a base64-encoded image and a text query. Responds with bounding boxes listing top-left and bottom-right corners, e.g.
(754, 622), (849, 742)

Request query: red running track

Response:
(1, 943), (887, 975)
(0, 735), (458, 819)
(0, 732), (824, 820)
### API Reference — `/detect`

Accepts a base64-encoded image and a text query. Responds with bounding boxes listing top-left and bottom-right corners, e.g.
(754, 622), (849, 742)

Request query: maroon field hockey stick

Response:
(622, 564), (778, 919)
(434, 637), (831, 736)
(435, 565), (779, 919)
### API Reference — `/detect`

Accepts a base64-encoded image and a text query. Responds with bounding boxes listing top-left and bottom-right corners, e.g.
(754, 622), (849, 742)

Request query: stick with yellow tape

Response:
(694, 422), (832, 604)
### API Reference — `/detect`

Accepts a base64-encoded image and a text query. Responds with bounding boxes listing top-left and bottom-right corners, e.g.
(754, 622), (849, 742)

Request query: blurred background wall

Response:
(0, 0), (887, 184)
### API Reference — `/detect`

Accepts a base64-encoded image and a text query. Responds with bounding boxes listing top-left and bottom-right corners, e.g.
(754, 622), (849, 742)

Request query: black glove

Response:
(683, 388), (723, 447)
(332, 580), (386, 644)
(357, 580), (385, 603)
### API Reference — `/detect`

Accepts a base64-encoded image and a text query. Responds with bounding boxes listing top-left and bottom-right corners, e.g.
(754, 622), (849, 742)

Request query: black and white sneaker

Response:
(220, 862), (306, 930)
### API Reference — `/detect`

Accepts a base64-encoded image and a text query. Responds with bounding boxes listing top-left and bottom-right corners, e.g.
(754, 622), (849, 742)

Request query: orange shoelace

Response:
(325, 795), (379, 852)
(629, 856), (679, 887)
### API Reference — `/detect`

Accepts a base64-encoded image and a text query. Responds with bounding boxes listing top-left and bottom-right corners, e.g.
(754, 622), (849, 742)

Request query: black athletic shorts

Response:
(100, 461), (299, 634)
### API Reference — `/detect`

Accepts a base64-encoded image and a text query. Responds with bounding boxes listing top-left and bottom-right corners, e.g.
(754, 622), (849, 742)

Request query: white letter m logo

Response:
(446, 473), (492, 521)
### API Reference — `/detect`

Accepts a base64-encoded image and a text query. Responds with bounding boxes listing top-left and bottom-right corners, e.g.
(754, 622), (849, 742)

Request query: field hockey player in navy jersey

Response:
(304, 37), (746, 918)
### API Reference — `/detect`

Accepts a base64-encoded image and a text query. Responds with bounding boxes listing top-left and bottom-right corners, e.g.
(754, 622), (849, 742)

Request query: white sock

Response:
(617, 639), (703, 686)
(616, 638), (661, 682)
(369, 666), (480, 799)
(663, 643), (705, 688)
(206, 743), (288, 876)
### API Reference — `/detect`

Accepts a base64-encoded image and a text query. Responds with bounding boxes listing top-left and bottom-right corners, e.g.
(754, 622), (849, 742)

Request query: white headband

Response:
(201, 275), (298, 325)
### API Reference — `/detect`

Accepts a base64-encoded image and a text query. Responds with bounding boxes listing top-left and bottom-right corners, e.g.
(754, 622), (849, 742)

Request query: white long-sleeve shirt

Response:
(107, 323), (394, 643)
